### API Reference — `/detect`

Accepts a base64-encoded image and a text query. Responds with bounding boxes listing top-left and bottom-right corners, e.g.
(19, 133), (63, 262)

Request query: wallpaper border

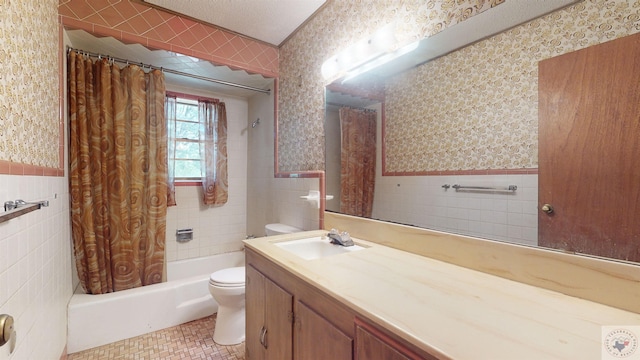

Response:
(382, 168), (539, 176)
(58, 3), (278, 78)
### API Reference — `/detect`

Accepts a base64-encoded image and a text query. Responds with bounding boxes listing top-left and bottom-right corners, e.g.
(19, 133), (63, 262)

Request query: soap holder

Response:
(176, 228), (193, 243)
(300, 190), (334, 209)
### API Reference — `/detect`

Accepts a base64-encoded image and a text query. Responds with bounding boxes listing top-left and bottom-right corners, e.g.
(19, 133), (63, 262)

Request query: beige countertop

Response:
(244, 230), (640, 360)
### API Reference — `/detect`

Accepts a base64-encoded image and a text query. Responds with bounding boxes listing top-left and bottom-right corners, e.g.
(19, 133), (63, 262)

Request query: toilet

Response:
(208, 266), (246, 345)
(207, 223), (303, 345)
(265, 223), (303, 236)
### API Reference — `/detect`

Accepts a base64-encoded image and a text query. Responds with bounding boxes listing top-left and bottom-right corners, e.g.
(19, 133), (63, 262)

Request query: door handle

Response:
(262, 327), (268, 349)
(0, 314), (14, 347)
(259, 326), (268, 349)
(541, 204), (554, 214)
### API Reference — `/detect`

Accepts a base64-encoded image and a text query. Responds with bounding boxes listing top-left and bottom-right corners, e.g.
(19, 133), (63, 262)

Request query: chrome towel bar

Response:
(451, 185), (517, 191)
(1, 199), (50, 224)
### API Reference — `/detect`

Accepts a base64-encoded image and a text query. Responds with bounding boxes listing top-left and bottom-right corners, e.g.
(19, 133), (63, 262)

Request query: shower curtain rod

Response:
(67, 47), (271, 95)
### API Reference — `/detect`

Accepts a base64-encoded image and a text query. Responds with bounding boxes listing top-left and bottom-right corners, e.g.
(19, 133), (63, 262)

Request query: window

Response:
(172, 98), (202, 179)
(167, 92), (228, 206)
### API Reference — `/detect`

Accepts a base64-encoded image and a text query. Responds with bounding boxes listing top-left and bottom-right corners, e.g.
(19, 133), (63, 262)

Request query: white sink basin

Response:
(275, 236), (365, 260)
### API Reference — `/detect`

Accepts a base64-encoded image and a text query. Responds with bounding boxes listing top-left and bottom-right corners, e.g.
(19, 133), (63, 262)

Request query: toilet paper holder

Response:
(300, 190), (334, 209)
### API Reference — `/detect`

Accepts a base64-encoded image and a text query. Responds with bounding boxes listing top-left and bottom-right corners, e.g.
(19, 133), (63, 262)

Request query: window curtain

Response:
(68, 50), (168, 294)
(199, 100), (228, 205)
(339, 107), (376, 218)
(165, 95), (177, 206)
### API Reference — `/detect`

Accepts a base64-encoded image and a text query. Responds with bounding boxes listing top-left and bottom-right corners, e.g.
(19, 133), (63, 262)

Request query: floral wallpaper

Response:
(278, 0), (640, 172)
(0, 0), (60, 168)
(278, 0), (504, 172)
(385, 0), (640, 172)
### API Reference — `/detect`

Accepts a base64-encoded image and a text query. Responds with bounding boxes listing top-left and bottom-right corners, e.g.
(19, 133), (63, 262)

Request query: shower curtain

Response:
(68, 50), (168, 294)
(339, 107), (376, 218)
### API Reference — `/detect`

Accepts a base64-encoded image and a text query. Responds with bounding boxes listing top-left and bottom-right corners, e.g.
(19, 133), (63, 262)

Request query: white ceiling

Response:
(143, 0), (327, 46)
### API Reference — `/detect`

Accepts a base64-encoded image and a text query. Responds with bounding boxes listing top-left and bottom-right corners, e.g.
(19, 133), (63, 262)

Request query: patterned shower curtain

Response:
(339, 107), (376, 218)
(68, 50), (168, 294)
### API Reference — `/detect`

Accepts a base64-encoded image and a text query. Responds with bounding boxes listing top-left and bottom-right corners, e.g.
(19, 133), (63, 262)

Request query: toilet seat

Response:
(265, 223), (303, 236)
(209, 267), (245, 288)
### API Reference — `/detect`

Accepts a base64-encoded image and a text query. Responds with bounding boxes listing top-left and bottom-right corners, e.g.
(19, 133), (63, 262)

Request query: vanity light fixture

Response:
(321, 23), (400, 81)
(340, 40), (419, 83)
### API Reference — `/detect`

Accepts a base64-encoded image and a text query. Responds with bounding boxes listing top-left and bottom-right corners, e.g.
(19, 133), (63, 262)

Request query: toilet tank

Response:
(265, 223), (303, 236)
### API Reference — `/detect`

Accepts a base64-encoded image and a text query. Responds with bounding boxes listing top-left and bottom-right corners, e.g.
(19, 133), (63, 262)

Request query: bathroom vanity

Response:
(245, 239), (425, 360)
(243, 213), (640, 360)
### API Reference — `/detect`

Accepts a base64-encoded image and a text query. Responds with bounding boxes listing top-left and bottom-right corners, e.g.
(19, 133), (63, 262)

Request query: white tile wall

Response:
(165, 186), (246, 261)
(164, 86), (249, 262)
(270, 177), (320, 231)
(360, 99), (539, 246)
(0, 29), (73, 360)
(246, 89), (276, 237)
(246, 86), (321, 236)
(373, 174), (539, 246)
(0, 175), (73, 360)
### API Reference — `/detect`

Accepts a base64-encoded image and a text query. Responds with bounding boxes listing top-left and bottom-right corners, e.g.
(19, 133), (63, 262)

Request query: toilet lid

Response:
(266, 223), (302, 234)
(209, 267), (245, 287)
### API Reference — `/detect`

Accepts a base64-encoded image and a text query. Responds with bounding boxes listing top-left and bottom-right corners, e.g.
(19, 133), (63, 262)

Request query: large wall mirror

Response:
(324, 0), (640, 265)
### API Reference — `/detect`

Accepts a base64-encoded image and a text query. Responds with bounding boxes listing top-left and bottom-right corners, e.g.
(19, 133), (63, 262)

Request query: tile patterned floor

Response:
(68, 315), (244, 360)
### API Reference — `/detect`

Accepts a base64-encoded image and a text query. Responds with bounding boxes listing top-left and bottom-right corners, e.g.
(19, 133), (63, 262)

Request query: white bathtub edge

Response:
(67, 251), (245, 354)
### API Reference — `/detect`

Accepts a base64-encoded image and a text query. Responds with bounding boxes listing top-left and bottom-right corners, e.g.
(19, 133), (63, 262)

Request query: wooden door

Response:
(295, 301), (352, 360)
(245, 265), (293, 360)
(538, 32), (640, 262)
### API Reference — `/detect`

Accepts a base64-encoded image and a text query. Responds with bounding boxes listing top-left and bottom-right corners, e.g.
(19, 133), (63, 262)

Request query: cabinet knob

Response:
(541, 204), (554, 214)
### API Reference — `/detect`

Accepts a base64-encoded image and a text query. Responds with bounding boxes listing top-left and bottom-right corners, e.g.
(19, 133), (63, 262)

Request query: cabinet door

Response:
(246, 265), (294, 360)
(264, 278), (293, 360)
(354, 319), (435, 360)
(246, 265), (267, 360)
(355, 325), (411, 360)
(295, 301), (352, 360)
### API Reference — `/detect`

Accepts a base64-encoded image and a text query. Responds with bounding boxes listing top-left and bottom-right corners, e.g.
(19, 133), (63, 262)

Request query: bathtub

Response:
(67, 251), (245, 354)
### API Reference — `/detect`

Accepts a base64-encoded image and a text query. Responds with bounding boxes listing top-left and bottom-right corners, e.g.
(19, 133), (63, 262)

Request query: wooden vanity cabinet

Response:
(295, 301), (353, 359)
(246, 248), (354, 360)
(354, 318), (437, 360)
(246, 264), (293, 360)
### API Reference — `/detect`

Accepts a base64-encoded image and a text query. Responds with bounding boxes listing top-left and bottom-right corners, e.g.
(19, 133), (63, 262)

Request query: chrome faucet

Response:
(327, 228), (354, 247)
